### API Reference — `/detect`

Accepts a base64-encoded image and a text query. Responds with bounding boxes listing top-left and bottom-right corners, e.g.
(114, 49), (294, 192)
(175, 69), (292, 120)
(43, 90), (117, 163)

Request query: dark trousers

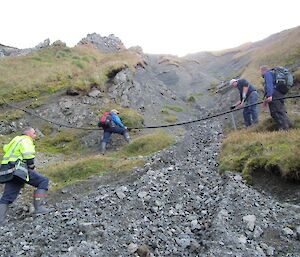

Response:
(269, 90), (292, 130)
(0, 170), (49, 204)
(243, 91), (259, 127)
(101, 126), (127, 143)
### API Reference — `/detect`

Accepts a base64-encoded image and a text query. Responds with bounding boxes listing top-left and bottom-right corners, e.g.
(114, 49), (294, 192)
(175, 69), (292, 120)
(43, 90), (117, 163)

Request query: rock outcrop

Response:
(78, 33), (125, 53)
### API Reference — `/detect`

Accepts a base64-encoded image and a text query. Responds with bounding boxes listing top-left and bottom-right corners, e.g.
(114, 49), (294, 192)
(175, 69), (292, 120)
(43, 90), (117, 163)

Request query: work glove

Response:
(230, 105), (236, 110)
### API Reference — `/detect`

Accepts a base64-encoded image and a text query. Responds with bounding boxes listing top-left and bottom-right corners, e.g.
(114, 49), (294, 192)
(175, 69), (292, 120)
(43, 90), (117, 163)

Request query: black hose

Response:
(2, 94), (300, 130)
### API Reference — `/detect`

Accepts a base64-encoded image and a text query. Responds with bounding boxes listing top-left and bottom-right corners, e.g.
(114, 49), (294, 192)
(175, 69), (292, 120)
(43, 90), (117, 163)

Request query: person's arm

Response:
(20, 138), (36, 169)
(112, 114), (126, 129)
(25, 158), (35, 169)
(264, 72), (274, 102)
(242, 85), (249, 101)
(231, 100), (242, 109)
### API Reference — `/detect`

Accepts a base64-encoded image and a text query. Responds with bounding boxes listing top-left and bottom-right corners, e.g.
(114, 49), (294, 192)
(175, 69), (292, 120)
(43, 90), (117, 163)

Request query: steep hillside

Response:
(185, 26), (300, 89)
(0, 28), (300, 257)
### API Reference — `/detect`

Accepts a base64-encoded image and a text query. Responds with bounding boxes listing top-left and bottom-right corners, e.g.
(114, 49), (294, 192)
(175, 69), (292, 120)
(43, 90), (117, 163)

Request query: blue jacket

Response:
(263, 70), (274, 97)
(111, 112), (126, 128)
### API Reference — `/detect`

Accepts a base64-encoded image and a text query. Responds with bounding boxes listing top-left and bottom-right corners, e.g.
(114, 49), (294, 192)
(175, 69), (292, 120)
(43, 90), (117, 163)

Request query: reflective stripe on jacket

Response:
(1, 135), (35, 165)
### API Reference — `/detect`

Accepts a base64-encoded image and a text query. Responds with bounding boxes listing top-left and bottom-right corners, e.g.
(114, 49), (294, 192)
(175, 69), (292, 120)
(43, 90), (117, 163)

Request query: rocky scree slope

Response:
(0, 117), (299, 257)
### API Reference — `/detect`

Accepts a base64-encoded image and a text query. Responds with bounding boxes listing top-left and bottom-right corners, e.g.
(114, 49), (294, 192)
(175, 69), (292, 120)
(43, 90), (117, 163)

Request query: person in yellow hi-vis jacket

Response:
(0, 127), (52, 225)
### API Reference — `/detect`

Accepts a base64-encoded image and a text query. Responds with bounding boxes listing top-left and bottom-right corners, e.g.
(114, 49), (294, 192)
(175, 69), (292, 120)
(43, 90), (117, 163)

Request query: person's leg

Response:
(271, 91), (291, 130)
(0, 203), (8, 224)
(0, 178), (24, 204)
(123, 130), (131, 143)
(111, 127), (131, 142)
(0, 178), (24, 223)
(101, 130), (112, 153)
(26, 170), (51, 214)
(243, 107), (251, 127)
(248, 91), (259, 125)
(26, 169), (49, 189)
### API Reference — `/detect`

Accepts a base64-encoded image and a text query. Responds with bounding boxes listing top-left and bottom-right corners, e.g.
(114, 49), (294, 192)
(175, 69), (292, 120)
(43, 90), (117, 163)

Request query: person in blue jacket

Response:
(260, 65), (292, 130)
(100, 109), (131, 154)
(230, 78), (259, 127)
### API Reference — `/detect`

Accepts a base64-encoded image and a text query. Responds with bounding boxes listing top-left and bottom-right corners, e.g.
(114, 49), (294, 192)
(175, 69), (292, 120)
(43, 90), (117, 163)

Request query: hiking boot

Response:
(33, 189), (52, 215)
(123, 131), (131, 143)
(0, 203), (8, 225)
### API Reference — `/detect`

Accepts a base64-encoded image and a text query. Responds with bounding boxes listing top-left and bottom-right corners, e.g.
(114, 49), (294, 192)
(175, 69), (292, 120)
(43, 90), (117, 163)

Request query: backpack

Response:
(98, 112), (112, 128)
(271, 66), (294, 94)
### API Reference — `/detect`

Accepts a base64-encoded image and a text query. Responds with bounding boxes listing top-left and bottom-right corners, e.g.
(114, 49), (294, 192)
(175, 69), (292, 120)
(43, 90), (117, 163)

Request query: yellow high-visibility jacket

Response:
(1, 135), (35, 165)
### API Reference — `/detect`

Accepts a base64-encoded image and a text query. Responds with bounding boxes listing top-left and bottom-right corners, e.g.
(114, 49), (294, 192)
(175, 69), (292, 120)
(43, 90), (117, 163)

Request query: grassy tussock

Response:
(119, 131), (174, 157)
(164, 104), (184, 112)
(164, 115), (178, 123)
(43, 156), (144, 190)
(219, 129), (300, 183)
(37, 129), (83, 154)
(0, 110), (24, 122)
(118, 109), (144, 128)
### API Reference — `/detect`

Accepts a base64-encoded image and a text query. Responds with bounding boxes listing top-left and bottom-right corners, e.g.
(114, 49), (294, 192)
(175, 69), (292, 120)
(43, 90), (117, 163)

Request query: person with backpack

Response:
(229, 78), (259, 127)
(98, 109), (131, 154)
(260, 65), (292, 130)
(0, 127), (52, 225)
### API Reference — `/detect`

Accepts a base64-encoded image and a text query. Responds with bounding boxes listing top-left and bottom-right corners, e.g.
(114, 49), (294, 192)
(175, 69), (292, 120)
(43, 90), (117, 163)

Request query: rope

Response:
(2, 98), (96, 131)
(2, 94), (300, 130)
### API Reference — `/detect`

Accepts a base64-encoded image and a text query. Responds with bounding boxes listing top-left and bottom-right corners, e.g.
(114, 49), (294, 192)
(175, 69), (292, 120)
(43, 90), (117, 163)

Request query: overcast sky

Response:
(1, 0), (299, 56)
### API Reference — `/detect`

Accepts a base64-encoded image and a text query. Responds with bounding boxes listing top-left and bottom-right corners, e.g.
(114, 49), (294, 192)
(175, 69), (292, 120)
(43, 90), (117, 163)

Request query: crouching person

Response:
(0, 127), (52, 225)
(99, 109), (131, 154)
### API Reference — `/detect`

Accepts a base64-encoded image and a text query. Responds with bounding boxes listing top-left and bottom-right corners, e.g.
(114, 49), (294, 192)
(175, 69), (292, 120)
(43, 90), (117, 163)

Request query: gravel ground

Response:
(0, 118), (299, 257)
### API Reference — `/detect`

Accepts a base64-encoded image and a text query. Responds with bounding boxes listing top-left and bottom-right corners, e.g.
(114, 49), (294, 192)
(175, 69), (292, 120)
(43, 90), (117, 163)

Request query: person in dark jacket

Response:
(230, 78), (259, 127)
(0, 127), (52, 225)
(99, 109), (131, 154)
(260, 65), (292, 130)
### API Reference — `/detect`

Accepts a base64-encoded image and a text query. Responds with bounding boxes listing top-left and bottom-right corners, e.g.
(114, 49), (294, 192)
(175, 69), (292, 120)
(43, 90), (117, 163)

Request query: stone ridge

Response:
(77, 33), (126, 53)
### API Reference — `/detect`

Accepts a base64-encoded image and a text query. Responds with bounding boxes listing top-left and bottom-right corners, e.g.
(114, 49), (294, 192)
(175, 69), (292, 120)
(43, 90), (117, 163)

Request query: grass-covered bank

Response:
(219, 129), (300, 183)
(0, 45), (142, 103)
(43, 155), (144, 190)
(41, 130), (174, 190)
